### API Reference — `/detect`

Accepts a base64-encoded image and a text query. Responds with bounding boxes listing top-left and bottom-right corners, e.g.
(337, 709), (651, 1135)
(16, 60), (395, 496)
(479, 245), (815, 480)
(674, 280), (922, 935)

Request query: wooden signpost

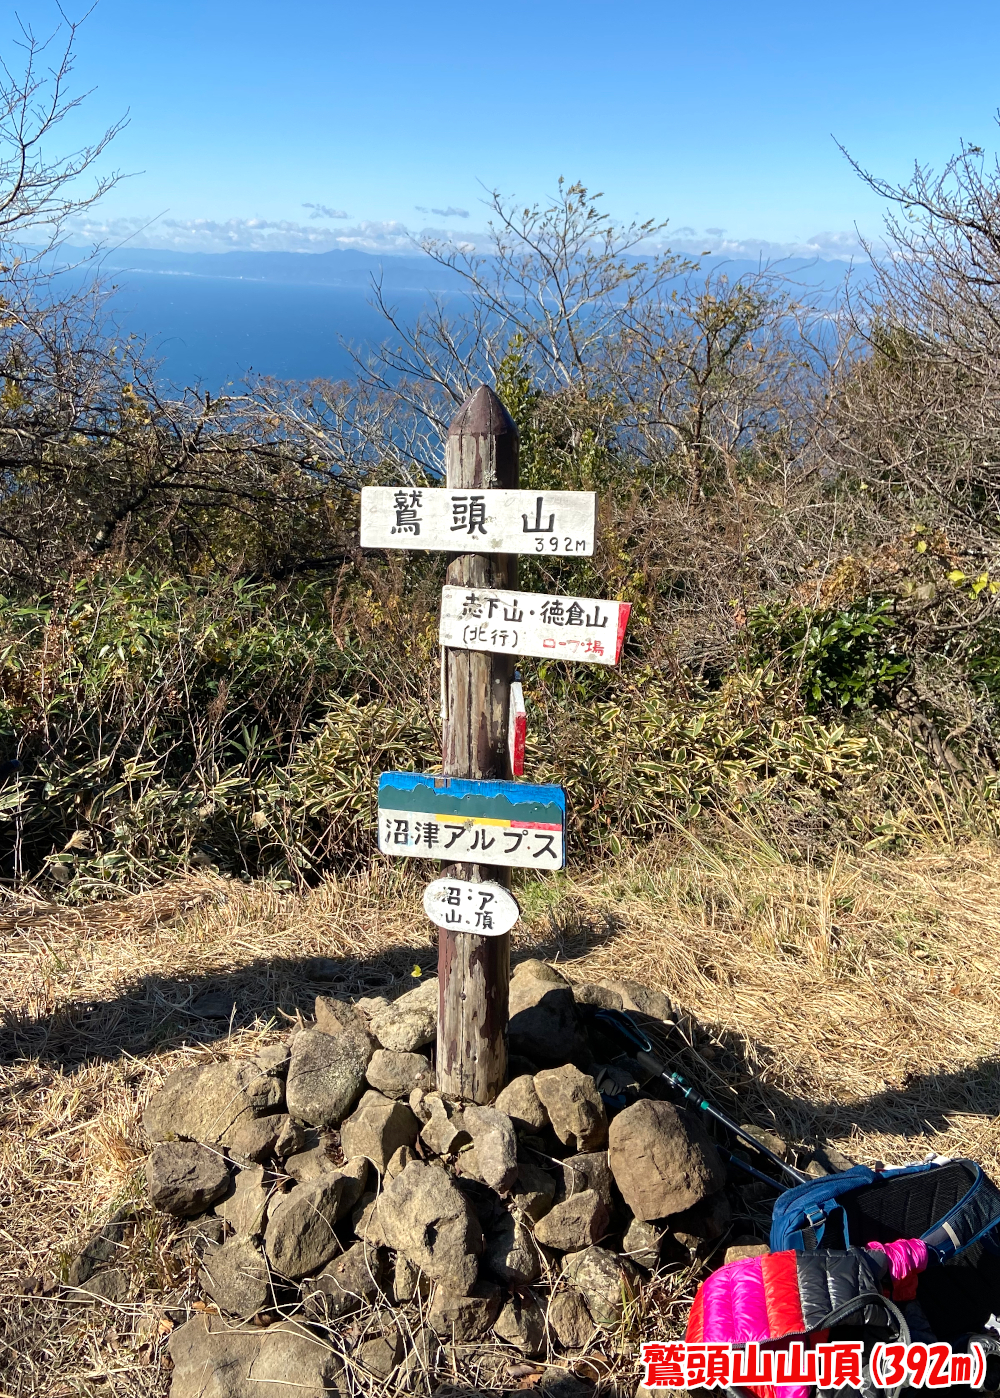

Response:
(363, 383), (630, 1102)
(360, 486), (595, 556)
(439, 584), (631, 666)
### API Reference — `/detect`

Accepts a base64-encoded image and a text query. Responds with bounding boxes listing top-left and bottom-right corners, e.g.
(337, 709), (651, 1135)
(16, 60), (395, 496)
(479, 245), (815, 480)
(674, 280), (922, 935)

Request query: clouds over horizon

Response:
(64, 214), (449, 255)
(662, 226), (870, 262)
(63, 212), (871, 263)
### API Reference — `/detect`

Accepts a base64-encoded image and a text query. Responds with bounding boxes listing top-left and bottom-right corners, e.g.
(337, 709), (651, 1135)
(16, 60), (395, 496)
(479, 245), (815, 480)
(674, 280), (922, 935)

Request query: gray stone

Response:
(604, 979), (675, 1023)
(419, 1094), (470, 1157)
(813, 1142), (856, 1173)
(284, 1027), (373, 1129)
(560, 1152), (613, 1207)
(340, 1090), (420, 1173)
(376, 1160), (482, 1294)
(562, 1246), (637, 1326)
(511, 1161), (557, 1221)
(393, 1251), (423, 1302)
(256, 1044), (290, 1076)
(508, 964), (589, 1067)
(354, 993), (391, 1018)
(483, 1212), (541, 1283)
(368, 979), (438, 1053)
(146, 1141), (230, 1217)
(533, 1190), (609, 1252)
(385, 1144), (419, 1180)
(68, 1267), (130, 1304)
(216, 1164), (270, 1236)
(461, 1105), (518, 1193)
(514, 958), (568, 983)
(186, 991), (236, 1020)
(351, 1192), (388, 1247)
(571, 982), (623, 1010)
(725, 1241), (770, 1263)
(671, 1191), (732, 1250)
(358, 1328), (404, 1378)
(455, 1143), (485, 1184)
(398, 1326), (443, 1392)
(180, 1215), (228, 1252)
(284, 1143), (342, 1183)
(539, 1366), (596, 1398)
(198, 1235), (271, 1318)
(494, 1292), (546, 1355)
(534, 1067), (608, 1152)
(622, 1217), (661, 1270)
(67, 1208), (131, 1286)
(607, 1099), (725, 1221)
(143, 1061), (285, 1146)
(740, 1123), (789, 1162)
(547, 1289), (594, 1349)
(301, 1240), (387, 1320)
(167, 1315), (340, 1398)
(427, 1281), (502, 1340)
(366, 1049), (434, 1098)
(314, 996), (375, 1041)
(264, 1173), (361, 1279)
(274, 1117), (306, 1160)
(495, 1075), (550, 1131)
(339, 1155), (370, 1210)
(223, 1112), (286, 1165)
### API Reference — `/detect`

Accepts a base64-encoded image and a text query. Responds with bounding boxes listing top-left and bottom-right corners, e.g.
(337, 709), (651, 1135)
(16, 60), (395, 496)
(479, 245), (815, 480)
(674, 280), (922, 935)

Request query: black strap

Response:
(819, 1291), (911, 1398)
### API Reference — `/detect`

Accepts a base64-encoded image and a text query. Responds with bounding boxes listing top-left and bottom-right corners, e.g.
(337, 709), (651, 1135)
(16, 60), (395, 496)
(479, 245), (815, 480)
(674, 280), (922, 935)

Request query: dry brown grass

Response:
(3, 833), (1000, 1395)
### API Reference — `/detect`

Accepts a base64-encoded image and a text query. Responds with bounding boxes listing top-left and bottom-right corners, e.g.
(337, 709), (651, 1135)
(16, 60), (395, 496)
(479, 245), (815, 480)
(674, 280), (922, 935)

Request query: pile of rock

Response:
(118, 961), (791, 1397)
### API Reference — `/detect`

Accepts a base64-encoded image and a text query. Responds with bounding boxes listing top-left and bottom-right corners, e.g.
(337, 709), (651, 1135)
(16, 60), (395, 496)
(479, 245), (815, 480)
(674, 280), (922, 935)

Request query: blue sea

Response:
(70, 247), (856, 391)
(104, 272), (437, 389)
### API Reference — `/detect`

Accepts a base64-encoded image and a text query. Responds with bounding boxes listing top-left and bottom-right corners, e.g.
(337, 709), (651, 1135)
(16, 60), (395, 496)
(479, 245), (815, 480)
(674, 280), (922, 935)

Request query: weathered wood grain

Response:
(437, 384), (518, 1103)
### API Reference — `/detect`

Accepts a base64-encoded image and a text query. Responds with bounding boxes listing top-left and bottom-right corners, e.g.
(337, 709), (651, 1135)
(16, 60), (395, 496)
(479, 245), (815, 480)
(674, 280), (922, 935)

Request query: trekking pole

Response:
(718, 1146), (784, 1191)
(593, 1008), (809, 1186)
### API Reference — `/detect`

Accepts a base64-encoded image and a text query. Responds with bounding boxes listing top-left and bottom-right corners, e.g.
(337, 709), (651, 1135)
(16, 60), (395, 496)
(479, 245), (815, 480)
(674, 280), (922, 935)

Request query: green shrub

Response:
(744, 596), (910, 712)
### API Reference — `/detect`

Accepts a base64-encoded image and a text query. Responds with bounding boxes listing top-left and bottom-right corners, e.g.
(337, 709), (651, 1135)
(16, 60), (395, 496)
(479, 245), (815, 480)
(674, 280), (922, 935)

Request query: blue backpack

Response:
(770, 1157), (1000, 1339)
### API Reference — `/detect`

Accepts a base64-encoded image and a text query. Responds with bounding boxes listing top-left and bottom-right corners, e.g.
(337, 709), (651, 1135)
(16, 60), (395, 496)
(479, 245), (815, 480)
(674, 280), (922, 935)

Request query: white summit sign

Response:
(360, 487), (595, 556)
(423, 878), (520, 936)
(439, 585), (631, 666)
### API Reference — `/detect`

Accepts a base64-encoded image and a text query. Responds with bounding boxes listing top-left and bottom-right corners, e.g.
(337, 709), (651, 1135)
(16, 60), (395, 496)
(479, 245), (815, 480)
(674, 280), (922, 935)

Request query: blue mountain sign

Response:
(377, 772), (566, 870)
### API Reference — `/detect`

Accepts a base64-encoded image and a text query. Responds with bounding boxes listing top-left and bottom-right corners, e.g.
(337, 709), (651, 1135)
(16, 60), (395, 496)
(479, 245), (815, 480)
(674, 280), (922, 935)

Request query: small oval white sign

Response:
(423, 878), (520, 936)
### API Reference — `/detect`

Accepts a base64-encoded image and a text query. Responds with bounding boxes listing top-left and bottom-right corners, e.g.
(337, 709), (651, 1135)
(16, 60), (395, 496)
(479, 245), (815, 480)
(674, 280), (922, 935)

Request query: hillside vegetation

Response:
(5, 161), (1000, 893)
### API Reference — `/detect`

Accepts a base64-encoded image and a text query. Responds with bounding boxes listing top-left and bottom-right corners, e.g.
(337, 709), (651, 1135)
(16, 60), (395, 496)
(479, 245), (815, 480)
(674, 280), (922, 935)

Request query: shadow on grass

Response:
(1, 905), (626, 1071)
(664, 1018), (1000, 1162)
(6, 896), (998, 1166)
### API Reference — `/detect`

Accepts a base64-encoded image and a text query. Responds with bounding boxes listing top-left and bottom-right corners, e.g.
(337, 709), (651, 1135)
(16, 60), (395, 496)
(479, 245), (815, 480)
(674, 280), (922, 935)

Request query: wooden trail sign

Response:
(378, 772), (566, 870)
(423, 878), (520, 936)
(440, 585), (631, 666)
(360, 486), (595, 556)
(508, 680), (526, 777)
(438, 386), (517, 1104)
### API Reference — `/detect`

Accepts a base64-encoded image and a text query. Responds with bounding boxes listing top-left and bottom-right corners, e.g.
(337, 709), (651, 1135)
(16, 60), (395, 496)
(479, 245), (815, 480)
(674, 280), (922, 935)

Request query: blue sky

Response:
(21, 0), (1000, 258)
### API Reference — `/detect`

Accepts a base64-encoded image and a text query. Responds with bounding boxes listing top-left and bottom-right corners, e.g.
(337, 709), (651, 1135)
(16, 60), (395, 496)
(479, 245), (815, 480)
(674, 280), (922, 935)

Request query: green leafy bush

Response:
(744, 597), (910, 712)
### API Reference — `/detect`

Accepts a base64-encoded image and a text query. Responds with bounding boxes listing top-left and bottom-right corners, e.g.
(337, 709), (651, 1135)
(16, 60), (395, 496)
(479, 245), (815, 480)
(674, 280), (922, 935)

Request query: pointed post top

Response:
(448, 384), (518, 440)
